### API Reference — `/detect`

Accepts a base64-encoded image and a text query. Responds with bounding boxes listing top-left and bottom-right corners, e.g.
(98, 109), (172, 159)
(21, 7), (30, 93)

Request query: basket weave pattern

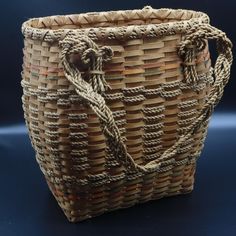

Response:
(21, 7), (232, 222)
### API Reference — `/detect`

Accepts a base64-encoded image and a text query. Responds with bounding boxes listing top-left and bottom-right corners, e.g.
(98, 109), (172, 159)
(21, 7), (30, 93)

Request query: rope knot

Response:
(81, 48), (97, 64)
(59, 34), (113, 93)
(178, 37), (206, 84)
(178, 23), (232, 86)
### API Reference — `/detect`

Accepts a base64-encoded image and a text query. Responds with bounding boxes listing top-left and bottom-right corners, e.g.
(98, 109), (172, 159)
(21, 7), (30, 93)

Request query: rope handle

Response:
(59, 23), (233, 173)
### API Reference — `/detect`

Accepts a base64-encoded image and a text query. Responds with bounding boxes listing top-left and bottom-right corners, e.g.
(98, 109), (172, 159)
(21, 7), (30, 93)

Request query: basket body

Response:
(21, 7), (231, 222)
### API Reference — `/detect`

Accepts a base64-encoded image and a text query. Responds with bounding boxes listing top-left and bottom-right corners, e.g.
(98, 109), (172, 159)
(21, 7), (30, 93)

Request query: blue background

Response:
(0, 1), (235, 236)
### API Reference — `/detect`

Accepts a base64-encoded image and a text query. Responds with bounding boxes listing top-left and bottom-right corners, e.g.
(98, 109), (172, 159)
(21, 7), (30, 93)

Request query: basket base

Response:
(67, 187), (194, 223)
(45, 162), (196, 222)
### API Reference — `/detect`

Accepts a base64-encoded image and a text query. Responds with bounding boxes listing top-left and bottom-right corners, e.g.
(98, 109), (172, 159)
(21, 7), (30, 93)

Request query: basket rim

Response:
(22, 7), (210, 43)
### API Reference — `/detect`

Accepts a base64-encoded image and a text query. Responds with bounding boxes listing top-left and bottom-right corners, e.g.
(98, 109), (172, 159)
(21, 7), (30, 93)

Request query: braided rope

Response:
(59, 23), (232, 173)
(178, 24), (233, 84)
(59, 35), (141, 171)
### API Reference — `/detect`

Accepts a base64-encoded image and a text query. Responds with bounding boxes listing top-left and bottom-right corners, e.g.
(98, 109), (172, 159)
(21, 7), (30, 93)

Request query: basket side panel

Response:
(21, 33), (212, 222)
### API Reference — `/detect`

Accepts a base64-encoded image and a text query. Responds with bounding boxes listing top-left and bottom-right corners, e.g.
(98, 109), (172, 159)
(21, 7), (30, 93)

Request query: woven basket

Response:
(21, 6), (233, 222)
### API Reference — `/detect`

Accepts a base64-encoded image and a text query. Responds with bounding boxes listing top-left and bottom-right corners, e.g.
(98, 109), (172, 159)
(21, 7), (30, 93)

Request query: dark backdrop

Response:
(0, 0), (235, 125)
(1, 2), (236, 235)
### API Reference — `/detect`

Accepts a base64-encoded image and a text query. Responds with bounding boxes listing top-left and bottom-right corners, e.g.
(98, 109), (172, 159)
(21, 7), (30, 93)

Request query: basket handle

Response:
(59, 23), (233, 173)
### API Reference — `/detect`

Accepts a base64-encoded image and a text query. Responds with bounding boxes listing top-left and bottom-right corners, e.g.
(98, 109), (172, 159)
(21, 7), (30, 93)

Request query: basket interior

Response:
(29, 8), (207, 30)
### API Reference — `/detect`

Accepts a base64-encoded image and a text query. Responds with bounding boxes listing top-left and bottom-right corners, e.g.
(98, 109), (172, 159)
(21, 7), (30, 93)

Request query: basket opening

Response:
(29, 8), (208, 31)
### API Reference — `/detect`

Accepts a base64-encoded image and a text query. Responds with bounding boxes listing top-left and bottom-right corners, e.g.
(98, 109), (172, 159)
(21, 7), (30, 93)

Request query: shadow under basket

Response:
(21, 6), (233, 222)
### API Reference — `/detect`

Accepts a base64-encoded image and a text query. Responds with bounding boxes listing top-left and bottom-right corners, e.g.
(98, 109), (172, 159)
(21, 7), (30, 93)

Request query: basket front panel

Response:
(21, 34), (212, 221)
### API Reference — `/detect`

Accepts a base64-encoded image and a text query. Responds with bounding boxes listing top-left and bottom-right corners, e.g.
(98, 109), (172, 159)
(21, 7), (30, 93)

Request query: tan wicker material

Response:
(21, 6), (233, 222)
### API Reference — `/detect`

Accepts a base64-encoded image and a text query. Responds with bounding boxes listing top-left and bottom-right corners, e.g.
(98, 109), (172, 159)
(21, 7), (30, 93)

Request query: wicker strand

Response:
(59, 23), (232, 173)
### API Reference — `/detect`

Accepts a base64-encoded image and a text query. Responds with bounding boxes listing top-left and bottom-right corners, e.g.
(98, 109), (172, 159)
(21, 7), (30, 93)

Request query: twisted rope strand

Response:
(59, 23), (232, 173)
